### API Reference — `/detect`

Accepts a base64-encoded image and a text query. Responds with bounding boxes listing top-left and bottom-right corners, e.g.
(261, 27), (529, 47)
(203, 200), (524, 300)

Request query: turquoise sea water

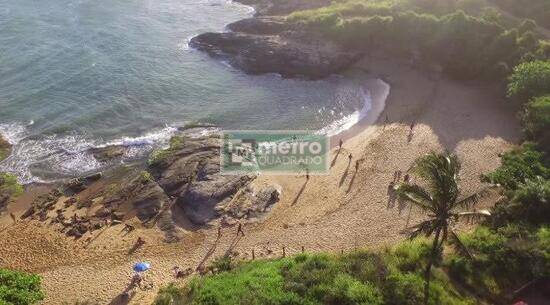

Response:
(0, 0), (370, 183)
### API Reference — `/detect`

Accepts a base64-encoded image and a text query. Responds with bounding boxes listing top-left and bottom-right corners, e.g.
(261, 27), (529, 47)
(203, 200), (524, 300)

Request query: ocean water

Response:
(0, 0), (372, 184)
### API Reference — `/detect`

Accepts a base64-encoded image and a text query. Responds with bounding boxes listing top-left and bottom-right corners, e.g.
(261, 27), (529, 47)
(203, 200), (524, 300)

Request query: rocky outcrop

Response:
(149, 135), (259, 224)
(217, 184), (281, 224)
(17, 134), (280, 240)
(0, 135), (10, 161)
(190, 5), (363, 79)
(90, 145), (127, 163)
(190, 29), (362, 79)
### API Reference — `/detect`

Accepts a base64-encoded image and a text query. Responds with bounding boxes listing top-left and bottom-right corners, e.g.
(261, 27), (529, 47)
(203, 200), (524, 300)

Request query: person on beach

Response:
(305, 167), (310, 180)
(339, 139), (343, 150)
(348, 153), (353, 162)
(237, 223), (245, 236)
(394, 170), (402, 182)
(355, 160), (360, 171)
(408, 121), (415, 143)
(136, 237), (145, 248)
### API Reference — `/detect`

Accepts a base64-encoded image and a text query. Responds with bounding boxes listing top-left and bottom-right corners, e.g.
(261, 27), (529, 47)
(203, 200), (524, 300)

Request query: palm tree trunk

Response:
(424, 228), (441, 305)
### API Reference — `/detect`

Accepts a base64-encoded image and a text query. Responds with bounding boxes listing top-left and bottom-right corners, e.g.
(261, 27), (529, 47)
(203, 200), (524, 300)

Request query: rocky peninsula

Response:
(190, 0), (363, 79)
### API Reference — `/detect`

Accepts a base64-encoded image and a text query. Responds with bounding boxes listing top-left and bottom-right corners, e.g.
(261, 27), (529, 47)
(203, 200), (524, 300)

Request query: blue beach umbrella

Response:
(133, 262), (151, 272)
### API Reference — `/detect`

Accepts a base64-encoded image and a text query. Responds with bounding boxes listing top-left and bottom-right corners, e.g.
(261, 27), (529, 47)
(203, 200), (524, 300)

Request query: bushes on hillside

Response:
(0, 269), (44, 305)
(291, 3), (542, 80)
(446, 225), (550, 299)
(521, 95), (550, 151)
(492, 0), (550, 28)
(507, 60), (550, 101)
(153, 241), (475, 305)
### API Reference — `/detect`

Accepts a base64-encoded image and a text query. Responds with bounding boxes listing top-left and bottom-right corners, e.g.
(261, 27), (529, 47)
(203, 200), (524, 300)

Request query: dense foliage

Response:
(288, 0), (548, 79)
(446, 225), (550, 301)
(521, 95), (550, 151)
(0, 269), (44, 305)
(507, 60), (550, 101)
(0, 172), (23, 210)
(154, 240), (475, 305)
(492, 0), (550, 28)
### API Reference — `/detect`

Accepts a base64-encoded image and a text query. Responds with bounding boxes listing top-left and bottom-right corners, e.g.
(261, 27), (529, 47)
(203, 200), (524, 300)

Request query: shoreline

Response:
(0, 49), (523, 304)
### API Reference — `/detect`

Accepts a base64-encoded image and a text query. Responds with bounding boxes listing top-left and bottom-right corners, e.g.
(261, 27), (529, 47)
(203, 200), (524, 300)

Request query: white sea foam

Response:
(316, 79), (390, 137)
(0, 122), (28, 145)
(0, 123), (199, 184)
(316, 86), (373, 137)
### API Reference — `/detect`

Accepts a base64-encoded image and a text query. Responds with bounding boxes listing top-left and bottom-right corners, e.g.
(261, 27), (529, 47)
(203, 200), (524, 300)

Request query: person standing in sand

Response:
(339, 139), (343, 150)
(237, 223), (245, 236)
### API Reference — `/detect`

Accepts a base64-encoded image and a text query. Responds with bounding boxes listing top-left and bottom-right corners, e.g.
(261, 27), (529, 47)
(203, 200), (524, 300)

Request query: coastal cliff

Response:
(190, 0), (363, 79)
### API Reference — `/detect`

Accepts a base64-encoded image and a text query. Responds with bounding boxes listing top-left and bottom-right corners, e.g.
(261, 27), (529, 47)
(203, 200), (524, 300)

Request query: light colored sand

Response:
(0, 55), (521, 305)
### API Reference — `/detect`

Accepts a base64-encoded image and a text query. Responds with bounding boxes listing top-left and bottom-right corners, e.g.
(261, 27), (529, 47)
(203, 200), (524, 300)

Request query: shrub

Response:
(0, 172), (23, 203)
(153, 283), (187, 305)
(482, 143), (549, 190)
(507, 60), (550, 101)
(521, 95), (550, 151)
(148, 136), (184, 166)
(0, 269), (44, 305)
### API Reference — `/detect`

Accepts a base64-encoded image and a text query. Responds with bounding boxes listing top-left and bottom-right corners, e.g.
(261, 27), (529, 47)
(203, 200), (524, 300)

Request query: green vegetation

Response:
(148, 136), (185, 167)
(153, 145), (550, 305)
(395, 152), (490, 305)
(482, 143), (549, 190)
(483, 144), (550, 226)
(139, 170), (154, 184)
(0, 269), (44, 305)
(507, 60), (550, 101)
(0, 172), (23, 208)
(522, 95), (550, 150)
(153, 241), (476, 305)
(446, 225), (550, 301)
(492, 0), (550, 28)
(288, 0), (548, 79)
(0, 136), (10, 162)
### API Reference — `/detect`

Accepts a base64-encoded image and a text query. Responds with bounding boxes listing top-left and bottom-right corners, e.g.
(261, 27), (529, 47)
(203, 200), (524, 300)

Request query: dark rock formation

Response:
(149, 135), (258, 224)
(0, 135), (10, 161)
(190, 30), (362, 79)
(90, 145), (127, 162)
(190, 2), (363, 79)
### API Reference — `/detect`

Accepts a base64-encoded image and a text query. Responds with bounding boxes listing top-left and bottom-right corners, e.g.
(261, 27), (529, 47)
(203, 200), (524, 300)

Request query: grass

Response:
(0, 172), (23, 199)
(148, 136), (185, 167)
(154, 239), (477, 305)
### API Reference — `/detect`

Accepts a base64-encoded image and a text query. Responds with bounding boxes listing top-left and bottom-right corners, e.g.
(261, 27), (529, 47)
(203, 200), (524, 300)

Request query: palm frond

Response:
(453, 186), (494, 210)
(395, 183), (435, 212)
(448, 229), (473, 259)
(408, 219), (439, 239)
(412, 152), (460, 209)
(455, 210), (491, 223)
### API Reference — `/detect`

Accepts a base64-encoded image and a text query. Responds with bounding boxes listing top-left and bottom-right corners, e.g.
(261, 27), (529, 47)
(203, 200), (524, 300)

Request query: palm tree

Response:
(395, 152), (491, 305)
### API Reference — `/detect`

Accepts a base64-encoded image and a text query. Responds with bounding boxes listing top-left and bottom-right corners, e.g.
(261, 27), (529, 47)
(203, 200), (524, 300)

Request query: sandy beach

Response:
(0, 54), (521, 304)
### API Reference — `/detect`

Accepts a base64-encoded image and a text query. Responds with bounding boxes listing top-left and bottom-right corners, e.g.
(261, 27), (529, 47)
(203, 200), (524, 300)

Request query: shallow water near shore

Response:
(0, 0), (384, 183)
